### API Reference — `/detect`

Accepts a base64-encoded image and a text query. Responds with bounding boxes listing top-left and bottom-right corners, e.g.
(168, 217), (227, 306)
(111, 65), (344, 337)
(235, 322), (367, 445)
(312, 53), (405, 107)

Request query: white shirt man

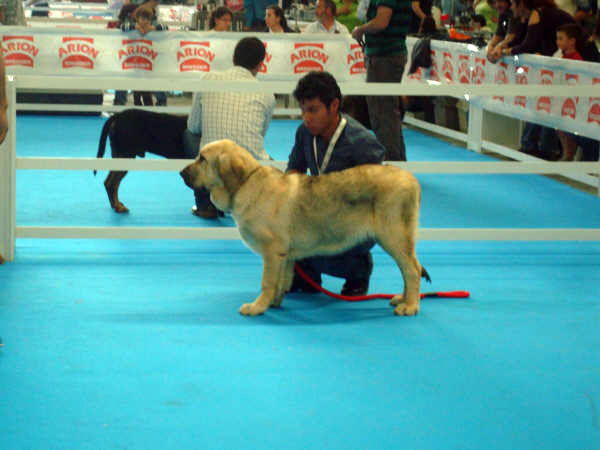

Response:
(185, 37), (275, 219)
(187, 66), (275, 160)
(302, 0), (350, 34)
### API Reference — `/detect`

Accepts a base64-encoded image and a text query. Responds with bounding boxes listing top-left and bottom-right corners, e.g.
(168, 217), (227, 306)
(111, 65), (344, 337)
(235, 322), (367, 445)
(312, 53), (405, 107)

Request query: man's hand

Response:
(351, 25), (365, 42)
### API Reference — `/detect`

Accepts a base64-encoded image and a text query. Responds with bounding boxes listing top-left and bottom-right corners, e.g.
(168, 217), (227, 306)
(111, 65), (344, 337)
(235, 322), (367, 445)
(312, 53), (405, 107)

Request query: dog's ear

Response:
(217, 150), (249, 195)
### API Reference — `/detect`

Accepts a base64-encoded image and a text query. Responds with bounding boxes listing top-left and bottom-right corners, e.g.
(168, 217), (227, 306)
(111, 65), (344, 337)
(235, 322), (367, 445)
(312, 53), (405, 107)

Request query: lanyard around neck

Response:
(313, 116), (347, 175)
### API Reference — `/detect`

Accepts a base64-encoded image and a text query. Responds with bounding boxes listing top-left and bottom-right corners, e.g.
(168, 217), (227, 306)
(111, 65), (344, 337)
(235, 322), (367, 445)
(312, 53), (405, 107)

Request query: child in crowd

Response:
(555, 23), (598, 161)
(556, 23), (583, 60)
(121, 6), (166, 106)
(471, 14), (491, 33)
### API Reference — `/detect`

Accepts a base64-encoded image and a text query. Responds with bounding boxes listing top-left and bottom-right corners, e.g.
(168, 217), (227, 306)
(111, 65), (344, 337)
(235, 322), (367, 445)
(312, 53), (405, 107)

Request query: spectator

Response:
(487, 0), (514, 59)
(184, 37), (275, 219)
(556, 23), (599, 161)
(121, 6), (167, 107)
(474, 0), (499, 33)
(351, 0), (412, 161)
(472, 13), (492, 30)
(209, 6), (233, 31)
(500, 0), (574, 160)
(303, 0), (351, 33)
(335, 0), (362, 32)
(265, 4), (295, 32)
(574, 0), (598, 34)
(112, 2), (138, 106)
(0, 0), (26, 25)
(441, 0), (472, 24)
(592, 11), (600, 44)
(136, 0), (168, 106)
(488, 0), (529, 61)
(286, 71), (385, 296)
(502, 0), (575, 57)
(409, 0), (433, 34)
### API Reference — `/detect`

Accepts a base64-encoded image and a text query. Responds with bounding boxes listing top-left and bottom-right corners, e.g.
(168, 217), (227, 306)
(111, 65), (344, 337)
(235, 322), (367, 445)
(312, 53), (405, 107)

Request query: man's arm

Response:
(0, 52), (8, 145)
(351, 5), (393, 41)
(286, 127), (308, 173)
(411, 0), (427, 22)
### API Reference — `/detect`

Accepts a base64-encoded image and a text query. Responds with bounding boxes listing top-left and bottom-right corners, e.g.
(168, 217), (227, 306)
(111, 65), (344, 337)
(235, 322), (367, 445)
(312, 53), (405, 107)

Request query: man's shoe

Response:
(340, 278), (370, 297)
(192, 204), (219, 219)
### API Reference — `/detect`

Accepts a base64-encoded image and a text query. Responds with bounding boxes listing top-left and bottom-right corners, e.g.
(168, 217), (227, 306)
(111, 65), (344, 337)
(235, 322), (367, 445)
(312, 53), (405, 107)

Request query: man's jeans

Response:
(365, 53), (408, 161)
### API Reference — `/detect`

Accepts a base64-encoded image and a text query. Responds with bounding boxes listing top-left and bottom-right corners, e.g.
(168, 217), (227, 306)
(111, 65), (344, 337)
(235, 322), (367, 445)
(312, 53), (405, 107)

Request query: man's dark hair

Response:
(323, 0), (337, 15)
(293, 71), (342, 108)
(557, 23), (583, 41)
(233, 37), (266, 70)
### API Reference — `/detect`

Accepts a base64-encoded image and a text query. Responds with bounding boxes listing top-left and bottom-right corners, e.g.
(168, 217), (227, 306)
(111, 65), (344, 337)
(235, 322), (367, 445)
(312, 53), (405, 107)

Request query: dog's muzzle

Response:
(180, 167), (193, 189)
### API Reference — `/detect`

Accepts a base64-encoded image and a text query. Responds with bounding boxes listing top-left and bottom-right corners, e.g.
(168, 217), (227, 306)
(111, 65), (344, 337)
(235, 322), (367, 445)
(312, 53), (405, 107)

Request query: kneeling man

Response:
(287, 71), (385, 296)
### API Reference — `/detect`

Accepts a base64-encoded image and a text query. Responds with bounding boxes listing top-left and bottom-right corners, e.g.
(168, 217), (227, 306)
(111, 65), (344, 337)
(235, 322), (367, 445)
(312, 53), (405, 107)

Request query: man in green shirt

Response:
(351, 0), (411, 161)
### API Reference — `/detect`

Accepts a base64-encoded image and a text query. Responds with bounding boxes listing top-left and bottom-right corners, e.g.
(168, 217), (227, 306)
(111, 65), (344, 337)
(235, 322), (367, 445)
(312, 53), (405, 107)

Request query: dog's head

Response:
(180, 139), (260, 212)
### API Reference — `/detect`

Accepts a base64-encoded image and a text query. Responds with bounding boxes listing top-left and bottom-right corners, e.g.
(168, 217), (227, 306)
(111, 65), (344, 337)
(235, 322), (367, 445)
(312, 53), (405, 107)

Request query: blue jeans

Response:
(520, 123), (559, 159)
(154, 91), (167, 106)
(113, 90), (127, 105)
(297, 240), (375, 281)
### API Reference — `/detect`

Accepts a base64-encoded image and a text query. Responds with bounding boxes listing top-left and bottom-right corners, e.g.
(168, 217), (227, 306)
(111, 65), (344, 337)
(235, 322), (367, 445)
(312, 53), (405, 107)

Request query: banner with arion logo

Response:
(1, 27), (599, 139)
(0, 28), (365, 81)
(404, 39), (600, 140)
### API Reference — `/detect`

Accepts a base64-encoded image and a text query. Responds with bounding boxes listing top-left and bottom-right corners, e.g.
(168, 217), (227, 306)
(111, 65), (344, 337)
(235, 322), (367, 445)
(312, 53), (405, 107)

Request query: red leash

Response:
(293, 263), (469, 302)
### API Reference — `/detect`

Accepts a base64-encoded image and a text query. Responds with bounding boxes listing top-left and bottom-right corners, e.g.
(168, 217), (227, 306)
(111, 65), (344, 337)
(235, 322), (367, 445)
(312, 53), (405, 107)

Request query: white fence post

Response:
(467, 101), (483, 153)
(0, 77), (16, 262)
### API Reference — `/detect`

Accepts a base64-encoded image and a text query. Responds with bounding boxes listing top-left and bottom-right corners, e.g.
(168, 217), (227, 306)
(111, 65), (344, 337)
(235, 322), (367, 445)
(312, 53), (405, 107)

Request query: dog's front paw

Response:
(389, 294), (403, 306)
(393, 301), (419, 316)
(239, 302), (267, 316)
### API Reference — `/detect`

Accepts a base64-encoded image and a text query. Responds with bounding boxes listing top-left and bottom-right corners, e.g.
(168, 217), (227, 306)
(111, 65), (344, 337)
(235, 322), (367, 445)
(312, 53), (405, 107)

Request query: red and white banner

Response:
(1, 27), (599, 138)
(407, 39), (600, 140)
(0, 27), (365, 82)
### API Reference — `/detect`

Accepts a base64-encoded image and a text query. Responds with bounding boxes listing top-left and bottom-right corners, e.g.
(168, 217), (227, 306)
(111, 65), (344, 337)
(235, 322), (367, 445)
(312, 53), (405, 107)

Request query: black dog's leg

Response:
(104, 170), (129, 213)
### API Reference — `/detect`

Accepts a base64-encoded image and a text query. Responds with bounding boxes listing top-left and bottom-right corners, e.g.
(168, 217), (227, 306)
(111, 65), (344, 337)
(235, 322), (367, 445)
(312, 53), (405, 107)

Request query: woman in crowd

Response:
(502, 0), (574, 57)
(499, 0), (574, 160)
(264, 4), (295, 32)
(209, 6), (233, 31)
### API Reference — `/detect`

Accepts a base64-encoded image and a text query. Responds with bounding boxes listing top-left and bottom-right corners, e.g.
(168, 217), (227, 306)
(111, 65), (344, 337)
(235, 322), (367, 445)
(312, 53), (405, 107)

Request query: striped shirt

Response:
(187, 66), (276, 160)
(364, 0), (411, 56)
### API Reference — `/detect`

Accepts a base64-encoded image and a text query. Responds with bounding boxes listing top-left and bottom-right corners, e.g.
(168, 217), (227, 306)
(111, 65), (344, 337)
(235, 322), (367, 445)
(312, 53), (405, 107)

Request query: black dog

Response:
(96, 109), (189, 213)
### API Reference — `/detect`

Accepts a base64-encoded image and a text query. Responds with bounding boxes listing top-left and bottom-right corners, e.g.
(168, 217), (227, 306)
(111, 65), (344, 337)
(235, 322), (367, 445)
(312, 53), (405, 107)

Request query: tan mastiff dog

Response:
(180, 139), (427, 317)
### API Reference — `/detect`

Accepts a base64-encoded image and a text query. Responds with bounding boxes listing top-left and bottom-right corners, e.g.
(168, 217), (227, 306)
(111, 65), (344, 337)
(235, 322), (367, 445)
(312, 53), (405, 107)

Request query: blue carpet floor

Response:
(1, 116), (599, 450)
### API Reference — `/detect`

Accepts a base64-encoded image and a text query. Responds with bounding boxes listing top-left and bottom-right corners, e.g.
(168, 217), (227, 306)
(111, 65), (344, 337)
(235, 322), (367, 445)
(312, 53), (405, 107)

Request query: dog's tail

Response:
(421, 266), (432, 283)
(95, 113), (118, 175)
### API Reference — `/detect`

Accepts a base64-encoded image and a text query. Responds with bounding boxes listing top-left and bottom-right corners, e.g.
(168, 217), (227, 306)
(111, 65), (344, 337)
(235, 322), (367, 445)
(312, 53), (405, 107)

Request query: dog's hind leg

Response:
(377, 234), (422, 316)
(104, 170), (129, 213)
(271, 259), (294, 308)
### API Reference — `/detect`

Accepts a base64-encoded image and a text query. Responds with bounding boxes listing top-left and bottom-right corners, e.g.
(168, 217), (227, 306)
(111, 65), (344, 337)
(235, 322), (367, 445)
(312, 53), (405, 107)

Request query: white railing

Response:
(1, 76), (599, 262)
